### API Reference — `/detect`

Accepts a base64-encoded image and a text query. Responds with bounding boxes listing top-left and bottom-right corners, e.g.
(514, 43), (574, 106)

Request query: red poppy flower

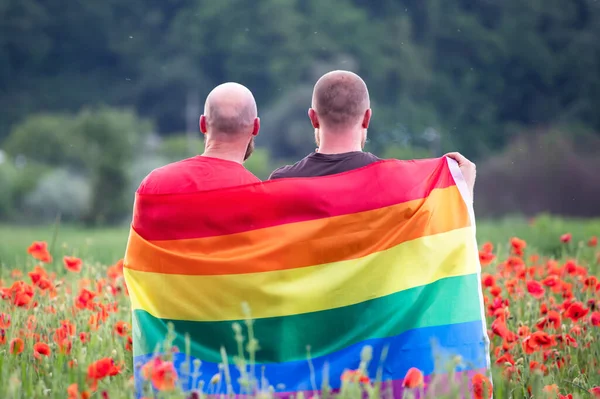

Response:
(489, 285), (502, 297)
(0, 313), (10, 329)
(481, 273), (495, 287)
(510, 237), (527, 256)
(88, 358), (119, 381)
(591, 312), (600, 327)
(491, 317), (516, 341)
(565, 302), (589, 322)
(559, 394), (574, 399)
(341, 369), (370, 384)
(80, 332), (90, 344)
(402, 367), (424, 389)
(27, 241), (53, 263)
(114, 321), (130, 337)
(565, 260), (577, 275)
(472, 373), (492, 399)
(63, 256), (83, 273)
(479, 251), (495, 266)
(560, 233), (572, 243)
(33, 342), (52, 359)
(589, 236), (598, 247)
(527, 280), (545, 299)
(67, 383), (91, 399)
(0, 329), (6, 345)
(537, 310), (561, 331)
(9, 338), (24, 355)
(590, 387), (600, 398)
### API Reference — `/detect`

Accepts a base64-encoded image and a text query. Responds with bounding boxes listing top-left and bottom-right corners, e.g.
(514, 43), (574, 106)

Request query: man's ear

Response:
(252, 117), (260, 136)
(308, 108), (319, 129)
(362, 109), (372, 129)
(199, 115), (208, 135)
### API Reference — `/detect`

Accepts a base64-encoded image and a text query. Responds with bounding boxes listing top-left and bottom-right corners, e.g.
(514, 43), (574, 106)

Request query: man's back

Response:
(269, 151), (381, 180)
(138, 156), (260, 195)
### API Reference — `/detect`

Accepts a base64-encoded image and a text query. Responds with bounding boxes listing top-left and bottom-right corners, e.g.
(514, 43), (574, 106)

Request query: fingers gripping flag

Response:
(124, 157), (491, 397)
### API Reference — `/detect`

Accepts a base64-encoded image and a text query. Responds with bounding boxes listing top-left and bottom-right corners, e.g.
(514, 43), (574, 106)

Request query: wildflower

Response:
(529, 361), (548, 375)
(523, 331), (556, 354)
(402, 367), (424, 389)
(27, 241), (53, 263)
(543, 384), (559, 395)
(471, 373), (492, 399)
(591, 312), (600, 327)
(542, 275), (560, 287)
(88, 358), (120, 381)
(537, 311), (561, 331)
(491, 317), (516, 341)
(67, 383), (90, 399)
(489, 285), (502, 297)
(0, 313), (10, 329)
(589, 236), (598, 247)
(79, 332), (90, 344)
(33, 342), (51, 359)
(527, 280), (545, 299)
(76, 288), (96, 310)
(479, 251), (495, 266)
(9, 338), (24, 355)
(564, 302), (589, 322)
(64, 256), (83, 273)
(560, 233), (572, 243)
(559, 395), (573, 399)
(107, 259), (124, 280)
(114, 321), (130, 336)
(590, 387), (600, 398)
(141, 358), (178, 391)
(341, 369), (370, 384)
(481, 273), (495, 287)
(510, 237), (526, 256)
(565, 260), (577, 275)
(0, 329), (6, 345)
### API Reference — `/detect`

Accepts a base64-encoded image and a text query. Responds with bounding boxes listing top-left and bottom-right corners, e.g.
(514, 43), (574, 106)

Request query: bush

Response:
(71, 107), (152, 225)
(159, 134), (203, 162)
(2, 114), (83, 167)
(24, 168), (91, 222)
(475, 129), (600, 218)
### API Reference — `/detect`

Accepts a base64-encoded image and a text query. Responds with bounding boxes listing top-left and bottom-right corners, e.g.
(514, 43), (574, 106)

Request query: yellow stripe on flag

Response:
(125, 227), (478, 322)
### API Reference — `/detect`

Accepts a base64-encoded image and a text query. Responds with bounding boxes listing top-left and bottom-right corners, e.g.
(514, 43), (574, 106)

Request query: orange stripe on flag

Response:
(124, 186), (470, 276)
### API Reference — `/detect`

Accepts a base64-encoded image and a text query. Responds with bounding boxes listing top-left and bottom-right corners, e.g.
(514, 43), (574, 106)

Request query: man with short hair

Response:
(269, 70), (476, 199)
(138, 82), (261, 195)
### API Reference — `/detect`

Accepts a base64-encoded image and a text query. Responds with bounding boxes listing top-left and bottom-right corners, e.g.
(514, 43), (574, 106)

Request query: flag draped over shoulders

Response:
(124, 157), (490, 397)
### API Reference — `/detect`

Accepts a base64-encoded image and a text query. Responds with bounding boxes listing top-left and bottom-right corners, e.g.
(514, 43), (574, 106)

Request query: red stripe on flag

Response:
(133, 158), (455, 240)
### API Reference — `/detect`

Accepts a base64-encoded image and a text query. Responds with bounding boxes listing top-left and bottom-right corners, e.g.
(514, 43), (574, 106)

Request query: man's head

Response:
(309, 71), (371, 150)
(200, 82), (259, 161)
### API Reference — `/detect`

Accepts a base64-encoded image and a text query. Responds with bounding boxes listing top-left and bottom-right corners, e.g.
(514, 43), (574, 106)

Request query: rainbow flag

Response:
(124, 157), (491, 397)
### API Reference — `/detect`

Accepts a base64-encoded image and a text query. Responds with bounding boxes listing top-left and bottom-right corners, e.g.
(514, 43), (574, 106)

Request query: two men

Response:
(140, 70), (475, 197)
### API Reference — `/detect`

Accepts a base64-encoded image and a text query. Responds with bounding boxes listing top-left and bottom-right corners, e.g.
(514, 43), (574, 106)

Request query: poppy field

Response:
(0, 220), (599, 399)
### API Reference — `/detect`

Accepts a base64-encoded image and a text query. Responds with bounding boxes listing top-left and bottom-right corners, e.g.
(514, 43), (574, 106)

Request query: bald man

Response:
(137, 82), (260, 195)
(269, 70), (476, 199)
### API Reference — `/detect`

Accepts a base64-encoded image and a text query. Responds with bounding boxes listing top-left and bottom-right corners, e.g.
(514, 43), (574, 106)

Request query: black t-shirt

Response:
(269, 151), (382, 180)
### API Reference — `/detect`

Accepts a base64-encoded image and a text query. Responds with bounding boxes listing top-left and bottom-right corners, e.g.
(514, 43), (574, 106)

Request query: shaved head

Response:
(204, 82), (257, 137)
(312, 70), (370, 129)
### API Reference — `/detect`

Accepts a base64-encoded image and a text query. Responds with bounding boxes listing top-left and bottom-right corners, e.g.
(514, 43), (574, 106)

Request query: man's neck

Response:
(202, 142), (245, 164)
(317, 134), (363, 154)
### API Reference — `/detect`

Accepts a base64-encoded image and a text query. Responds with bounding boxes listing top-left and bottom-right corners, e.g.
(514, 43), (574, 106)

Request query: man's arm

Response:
(444, 152), (476, 202)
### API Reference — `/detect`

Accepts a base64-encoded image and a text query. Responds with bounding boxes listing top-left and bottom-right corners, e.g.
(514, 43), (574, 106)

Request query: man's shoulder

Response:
(137, 159), (190, 194)
(138, 156), (260, 194)
(268, 155), (312, 180)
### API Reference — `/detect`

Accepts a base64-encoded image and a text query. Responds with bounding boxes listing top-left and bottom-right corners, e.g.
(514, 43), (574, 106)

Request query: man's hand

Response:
(444, 152), (476, 202)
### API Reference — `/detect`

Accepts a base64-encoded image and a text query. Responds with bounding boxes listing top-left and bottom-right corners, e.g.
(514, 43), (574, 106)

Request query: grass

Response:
(0, 216), (599, 398)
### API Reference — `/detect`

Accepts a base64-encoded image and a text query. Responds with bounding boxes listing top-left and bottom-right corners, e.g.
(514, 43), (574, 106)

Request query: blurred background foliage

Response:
(0, 0), (599, 225)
